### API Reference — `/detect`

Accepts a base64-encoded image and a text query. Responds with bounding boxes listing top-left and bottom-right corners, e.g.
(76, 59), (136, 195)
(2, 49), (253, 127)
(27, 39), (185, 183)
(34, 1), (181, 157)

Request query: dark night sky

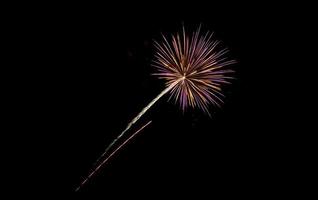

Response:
(12, 2), (311, 198)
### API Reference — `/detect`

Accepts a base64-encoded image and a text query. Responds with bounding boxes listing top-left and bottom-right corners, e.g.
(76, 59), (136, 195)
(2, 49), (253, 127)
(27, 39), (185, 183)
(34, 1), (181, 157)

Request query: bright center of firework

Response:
(181, 75), (186, 80)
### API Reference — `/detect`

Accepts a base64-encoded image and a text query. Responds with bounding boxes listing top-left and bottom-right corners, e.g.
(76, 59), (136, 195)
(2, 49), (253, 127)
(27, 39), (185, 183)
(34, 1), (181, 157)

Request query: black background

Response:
(10, 2), (311, 198)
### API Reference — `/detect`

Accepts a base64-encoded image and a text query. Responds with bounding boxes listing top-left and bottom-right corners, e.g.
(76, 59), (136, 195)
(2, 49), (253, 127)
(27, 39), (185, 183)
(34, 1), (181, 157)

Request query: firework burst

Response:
(153, 26), (235, 115)
(76, 26), (235, 191)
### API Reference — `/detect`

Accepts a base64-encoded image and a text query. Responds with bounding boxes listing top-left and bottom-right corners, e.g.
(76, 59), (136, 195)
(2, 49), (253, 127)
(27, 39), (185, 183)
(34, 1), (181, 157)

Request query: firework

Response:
(76, 26), (235, 191)
(153, 26), (235, 115)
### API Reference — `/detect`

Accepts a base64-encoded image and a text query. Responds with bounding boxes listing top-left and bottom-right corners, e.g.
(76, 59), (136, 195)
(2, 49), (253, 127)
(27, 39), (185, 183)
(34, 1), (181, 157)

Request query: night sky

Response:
(15, 2), (309, 198)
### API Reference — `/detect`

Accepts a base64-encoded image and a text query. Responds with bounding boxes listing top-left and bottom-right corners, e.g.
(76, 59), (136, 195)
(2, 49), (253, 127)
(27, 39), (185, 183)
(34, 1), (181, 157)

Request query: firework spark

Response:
(153, 26), (235, 115)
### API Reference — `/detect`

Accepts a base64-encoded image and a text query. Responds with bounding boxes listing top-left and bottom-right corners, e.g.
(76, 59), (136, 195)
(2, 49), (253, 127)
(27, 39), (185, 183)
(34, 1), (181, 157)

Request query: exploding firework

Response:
(153, 26), (235, 115)
(76, 26), (235, 191)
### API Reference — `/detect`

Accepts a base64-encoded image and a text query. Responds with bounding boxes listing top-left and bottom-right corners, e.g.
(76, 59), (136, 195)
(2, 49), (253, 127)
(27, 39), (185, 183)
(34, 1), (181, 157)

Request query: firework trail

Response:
(76, 120), (152, 191)
(91, 80), (180, 166)
(76, 25), (235, 191)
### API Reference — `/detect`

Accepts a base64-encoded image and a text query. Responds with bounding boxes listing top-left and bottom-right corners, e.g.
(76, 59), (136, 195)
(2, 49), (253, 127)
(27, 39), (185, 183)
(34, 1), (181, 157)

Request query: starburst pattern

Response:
(153, 26), (235, 114)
